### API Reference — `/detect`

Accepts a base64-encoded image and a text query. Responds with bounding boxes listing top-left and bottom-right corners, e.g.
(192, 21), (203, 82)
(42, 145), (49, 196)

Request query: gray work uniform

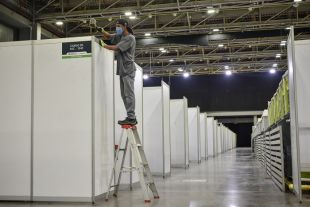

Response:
(111, 34), (136, 119)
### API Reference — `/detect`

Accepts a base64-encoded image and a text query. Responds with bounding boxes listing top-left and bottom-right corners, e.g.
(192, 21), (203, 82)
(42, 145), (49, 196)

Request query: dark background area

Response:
(144, 71), (284, 111)
(144, 72), (284, 147)
(224, 123), (254, 147)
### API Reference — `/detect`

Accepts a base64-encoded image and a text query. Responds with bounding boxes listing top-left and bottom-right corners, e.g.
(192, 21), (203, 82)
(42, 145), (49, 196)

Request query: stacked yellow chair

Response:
(267, 73), (290, 127)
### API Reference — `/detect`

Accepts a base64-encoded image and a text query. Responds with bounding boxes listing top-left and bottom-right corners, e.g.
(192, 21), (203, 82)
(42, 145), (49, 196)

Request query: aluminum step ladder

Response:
(105, 124), (159, 203)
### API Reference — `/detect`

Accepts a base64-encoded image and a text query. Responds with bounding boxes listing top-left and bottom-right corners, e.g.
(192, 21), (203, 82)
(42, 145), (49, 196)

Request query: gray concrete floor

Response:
(1, 148), (309, 207)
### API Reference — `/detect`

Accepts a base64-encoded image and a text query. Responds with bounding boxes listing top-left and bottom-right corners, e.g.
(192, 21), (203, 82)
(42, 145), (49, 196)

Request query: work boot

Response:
(118, 117), (138, 125)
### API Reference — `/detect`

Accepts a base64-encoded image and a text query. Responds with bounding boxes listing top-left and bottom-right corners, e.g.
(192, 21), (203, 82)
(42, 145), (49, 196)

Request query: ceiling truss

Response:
(2, 0), (310, 76)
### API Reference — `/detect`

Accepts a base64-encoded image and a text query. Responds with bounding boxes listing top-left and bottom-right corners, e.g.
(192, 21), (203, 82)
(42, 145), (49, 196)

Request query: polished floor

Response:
(1, 148), (309, 207)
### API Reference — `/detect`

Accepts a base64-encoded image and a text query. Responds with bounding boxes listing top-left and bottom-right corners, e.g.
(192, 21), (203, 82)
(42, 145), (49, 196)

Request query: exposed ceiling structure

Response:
(2, 0), (310, 76)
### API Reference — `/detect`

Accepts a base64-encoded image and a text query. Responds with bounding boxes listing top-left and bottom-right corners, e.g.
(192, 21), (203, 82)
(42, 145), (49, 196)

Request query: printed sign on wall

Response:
(62, 41), (91, 59)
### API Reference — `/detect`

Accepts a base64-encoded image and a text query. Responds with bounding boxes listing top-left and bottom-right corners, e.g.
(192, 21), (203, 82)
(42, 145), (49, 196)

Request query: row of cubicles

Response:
(0, 37), (236, 203)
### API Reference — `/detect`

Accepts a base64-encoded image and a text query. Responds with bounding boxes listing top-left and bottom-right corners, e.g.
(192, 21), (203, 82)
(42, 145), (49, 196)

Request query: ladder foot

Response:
(113, 194), (117, 197)
(144, 200), (151, 203)
(154, 196), (160, 199)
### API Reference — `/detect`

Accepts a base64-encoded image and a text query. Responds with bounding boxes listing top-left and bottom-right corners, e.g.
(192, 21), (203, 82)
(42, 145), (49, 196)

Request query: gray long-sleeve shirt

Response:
(111, 34), (136, 76)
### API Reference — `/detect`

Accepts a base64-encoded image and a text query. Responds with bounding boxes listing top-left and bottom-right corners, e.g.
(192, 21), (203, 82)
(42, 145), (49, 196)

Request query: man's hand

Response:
(96, 27), (105, 33)
(99, 40), (106, 47)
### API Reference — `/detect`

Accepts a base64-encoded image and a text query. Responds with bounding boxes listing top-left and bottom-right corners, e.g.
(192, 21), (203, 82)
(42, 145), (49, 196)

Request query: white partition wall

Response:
(143, 81), (171, 177)
(223, 126), (228, 152)
(188, 107), (201, 163)
(0, 41), (32, 200)
(200, 113), (208, 160)
(32, 37), (114, 202)
(114, 63), (143, 186)
(217, 124), (221, 154)
(207, 117), (215, 157)
(170, 97), (189, 168)
(287, 28), (310, 202)
(213, 120), (218, 155)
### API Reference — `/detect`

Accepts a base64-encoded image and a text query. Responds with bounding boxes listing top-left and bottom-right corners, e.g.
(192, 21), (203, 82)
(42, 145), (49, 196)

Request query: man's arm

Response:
(99, 40), (119, 51)
(96, 27), (114, 40)
(104, 44), (119, 51)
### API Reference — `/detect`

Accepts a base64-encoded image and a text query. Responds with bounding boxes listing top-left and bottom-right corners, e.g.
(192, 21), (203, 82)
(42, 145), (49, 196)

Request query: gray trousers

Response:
(120, 73), (136, 119)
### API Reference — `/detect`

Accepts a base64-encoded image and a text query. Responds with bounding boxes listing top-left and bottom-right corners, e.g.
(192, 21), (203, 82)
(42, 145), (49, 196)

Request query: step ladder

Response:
(105, 124), (159, 203)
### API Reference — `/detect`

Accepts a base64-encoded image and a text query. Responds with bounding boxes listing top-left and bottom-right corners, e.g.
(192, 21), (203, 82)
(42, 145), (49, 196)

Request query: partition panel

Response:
(213, 120), (218, 155)
(188, 107), (201, 162)
(93, 42), (115, 197)
(200, 113), (208, 160)
(170, 97), (189, 168)
(0, 41), (32, 200)
(143, 81), (171, 177)
(162, 82), (171, 175)
(33, 38), (93, 201)
(217, 125), (222, 154)
(207, 117), (215, 157)
(287, 29), (302, 201)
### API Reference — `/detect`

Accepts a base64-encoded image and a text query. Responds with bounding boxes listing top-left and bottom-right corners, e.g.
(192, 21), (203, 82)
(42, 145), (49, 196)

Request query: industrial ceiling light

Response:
(294, 0), (302, 2)
(286, 26), (291, 30)
(218, 44), (224, 47)
(225, 70), (232, 76)
(129, 16), (136, 20)
(183, 72), (190, 78)
(178, 67), (184, 72)
(224, 65), (229, 70)
(207, 9), (216, 14)
(280, 41), (286, 46)
(169, 59), (174, 62)
(55, 21), (63, 26)
(144, 33), (151, 37)
(124, 11), (132, 16)
(273, 63), (278, 67)
(269, 68), (276, 74)
(276, 54), (281, 58)
(213, 28), (220, 32)
(161, 49), (167, 53)
(143, 74), (149, 80)
(159, 47), (165, 51)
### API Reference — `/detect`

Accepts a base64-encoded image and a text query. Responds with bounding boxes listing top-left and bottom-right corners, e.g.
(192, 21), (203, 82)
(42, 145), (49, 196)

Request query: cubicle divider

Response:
(200, 113), (208, 160)
(0, 41), (32, 201)
(207, 117), (215, 157)
(32, 37), (115, 202)
(188, 107), (201, 163)
(170, 97), (189, 168)
(0, 37), (115, 202)
(213, 120), (219, 155)
(287, 27), (310, 202)
(143, 81), (171, 177)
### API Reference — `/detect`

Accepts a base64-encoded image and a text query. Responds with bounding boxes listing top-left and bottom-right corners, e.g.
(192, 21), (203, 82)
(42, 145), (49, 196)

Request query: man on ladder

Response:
(96, 18), (137, 125)
(92, 19), (159, 203)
